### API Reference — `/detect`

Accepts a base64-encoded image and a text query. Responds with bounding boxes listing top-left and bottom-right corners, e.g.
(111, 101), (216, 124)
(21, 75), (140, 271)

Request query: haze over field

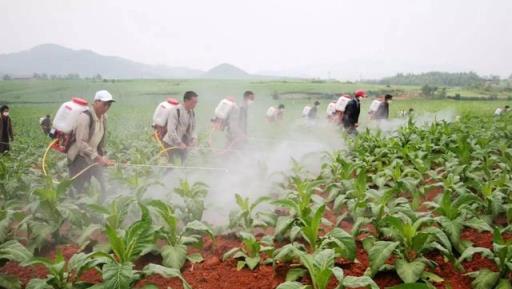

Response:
(1, 0), (511, 80)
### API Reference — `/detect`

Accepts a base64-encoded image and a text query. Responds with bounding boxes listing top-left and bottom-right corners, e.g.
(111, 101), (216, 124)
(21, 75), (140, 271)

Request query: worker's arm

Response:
(8, 118), (14, 140)
(188, 113), (197, 146)
(97, 115), (107, 156)
(75, 113), (99, 161)
(164, 108), (183, 147)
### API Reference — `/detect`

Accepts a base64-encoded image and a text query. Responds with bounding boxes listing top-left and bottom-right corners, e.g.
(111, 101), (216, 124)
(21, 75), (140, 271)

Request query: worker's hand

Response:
(95, 156), (114, 166)
(188, 139), (197, 147)
(178, 143), (187, 150)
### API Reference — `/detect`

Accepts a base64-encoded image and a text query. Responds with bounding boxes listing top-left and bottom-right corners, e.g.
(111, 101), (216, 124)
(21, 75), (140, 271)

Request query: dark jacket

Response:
(0, 116), (14, 142)
(374, 101), (389, 120)
(342, 98), (360, 127)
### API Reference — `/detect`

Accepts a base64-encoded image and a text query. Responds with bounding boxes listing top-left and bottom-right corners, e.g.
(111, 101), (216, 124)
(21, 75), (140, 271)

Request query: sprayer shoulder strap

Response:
(65, 110), (94, 153)
(82, 110), (95, 139)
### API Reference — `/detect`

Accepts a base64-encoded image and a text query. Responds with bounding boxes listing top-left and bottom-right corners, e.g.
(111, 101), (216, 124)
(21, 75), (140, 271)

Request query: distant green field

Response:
(1, 79), (510, 147)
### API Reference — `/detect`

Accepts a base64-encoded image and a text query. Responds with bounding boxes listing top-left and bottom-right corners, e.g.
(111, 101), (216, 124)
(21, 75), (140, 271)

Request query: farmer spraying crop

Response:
(334, 94), (352, 125)
(162, 91), (198, 164)
(326, 100), (337, 122)
(152, 97), (179, 142)
(266, 104), (285, 122)
(212, 91), (255, 148)
(67, 90), (115, 198)
(239, 90), (255, 135)
(303, 101), (320, 120)
(40, 114), (52, 135)
(368, 96), (383, 120)
(494, 105), (509, 116)
(373, 94), (393, 120)
(342, 89), (366, 135)
(0, 105), (14, 154)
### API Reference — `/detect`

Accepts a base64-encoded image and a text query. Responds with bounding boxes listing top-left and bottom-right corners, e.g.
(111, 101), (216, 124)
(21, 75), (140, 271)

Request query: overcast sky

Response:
(1, 0), (511, 79)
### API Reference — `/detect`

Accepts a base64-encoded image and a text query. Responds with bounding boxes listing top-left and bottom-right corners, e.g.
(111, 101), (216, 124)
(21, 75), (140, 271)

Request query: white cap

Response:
(94, 90), (115, 102)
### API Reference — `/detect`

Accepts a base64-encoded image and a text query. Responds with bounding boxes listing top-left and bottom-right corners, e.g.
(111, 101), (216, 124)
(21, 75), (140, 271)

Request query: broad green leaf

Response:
(0, 275), (21, 289)
(286, 268), (307, 282)
(496, 279), (512, 289)
(142, 263), (192, 289)
(325, 228), (356, 260)
(187, 253), (204, 264)
(464, 218), (493, 232)
(102, 261), (133, 289)
(368, 241), (399, 276)
(290, 225), (301, 241)
(245, 256), (260, 270)
(331, 266), (344, 282)
(470, 269), (500, 289)
(275, 216), (295, 236)
(342, 275), (379, 289)
(236, 260), (246, 271)
(276, 281), (310, 289)
(184, 220), (214, 239)
(395, 259), (426, 283)
(162, 244), (187, 269)
(25, 278), (52, 289)
(421, 271), (444, 283)
(0, 240), (32, 263)
(457, 247), (493, 263)
(222, 247), (241, 261)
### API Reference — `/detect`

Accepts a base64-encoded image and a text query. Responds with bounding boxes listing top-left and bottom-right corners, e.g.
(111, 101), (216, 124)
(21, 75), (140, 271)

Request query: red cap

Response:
(167, 98), (179, 105)
(355, 90), (366, 97)
(72, 97), (88, 106)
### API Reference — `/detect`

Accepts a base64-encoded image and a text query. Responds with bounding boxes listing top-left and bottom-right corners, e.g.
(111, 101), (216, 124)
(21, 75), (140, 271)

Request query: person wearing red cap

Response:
(342, 90), (366, 134)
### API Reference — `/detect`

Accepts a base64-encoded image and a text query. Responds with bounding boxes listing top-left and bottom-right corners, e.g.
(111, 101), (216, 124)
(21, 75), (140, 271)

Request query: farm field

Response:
(0, 79), (511, 289)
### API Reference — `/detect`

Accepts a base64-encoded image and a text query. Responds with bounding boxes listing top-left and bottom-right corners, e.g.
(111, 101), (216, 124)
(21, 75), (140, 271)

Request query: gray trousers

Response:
(68, 155), (106, 199)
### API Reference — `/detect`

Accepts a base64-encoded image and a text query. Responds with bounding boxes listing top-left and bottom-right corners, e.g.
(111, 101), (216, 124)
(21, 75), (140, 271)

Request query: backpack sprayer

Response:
(42, 97), (90, 176)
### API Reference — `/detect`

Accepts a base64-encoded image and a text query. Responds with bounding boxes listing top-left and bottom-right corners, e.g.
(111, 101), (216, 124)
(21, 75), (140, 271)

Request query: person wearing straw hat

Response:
(67, 90), (115, 198)
(162, 91), (198, 164)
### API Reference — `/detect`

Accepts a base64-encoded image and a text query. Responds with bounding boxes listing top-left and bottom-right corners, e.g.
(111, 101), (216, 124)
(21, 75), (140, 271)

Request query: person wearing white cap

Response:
(67, 90), (115, 200)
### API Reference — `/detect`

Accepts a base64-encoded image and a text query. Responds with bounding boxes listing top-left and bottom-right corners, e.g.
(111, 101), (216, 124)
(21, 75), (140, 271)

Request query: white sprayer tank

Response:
(214, 98), (235, 120)
(153, 98), (179, 127)
(52, 98), (89, 134)
(326, 102), (336, 116)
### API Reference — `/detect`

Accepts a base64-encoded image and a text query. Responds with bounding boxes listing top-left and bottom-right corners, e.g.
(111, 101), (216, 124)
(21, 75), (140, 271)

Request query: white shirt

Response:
(335, 96), (351, 112)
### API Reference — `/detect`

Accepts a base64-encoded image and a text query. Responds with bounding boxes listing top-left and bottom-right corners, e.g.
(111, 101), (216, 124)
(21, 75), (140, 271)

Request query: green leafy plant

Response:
(275, 248), (378, 289)
(459, 228), (512, 289)
(229, 193), (272, 231)
(147, 199), (213, 269)
(173, 180), (208, 223)
(0, 240), (32, 289)
(222, 232), (274, 270)
(366, 215), (447, 285)
(22, 250), (101, 289)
